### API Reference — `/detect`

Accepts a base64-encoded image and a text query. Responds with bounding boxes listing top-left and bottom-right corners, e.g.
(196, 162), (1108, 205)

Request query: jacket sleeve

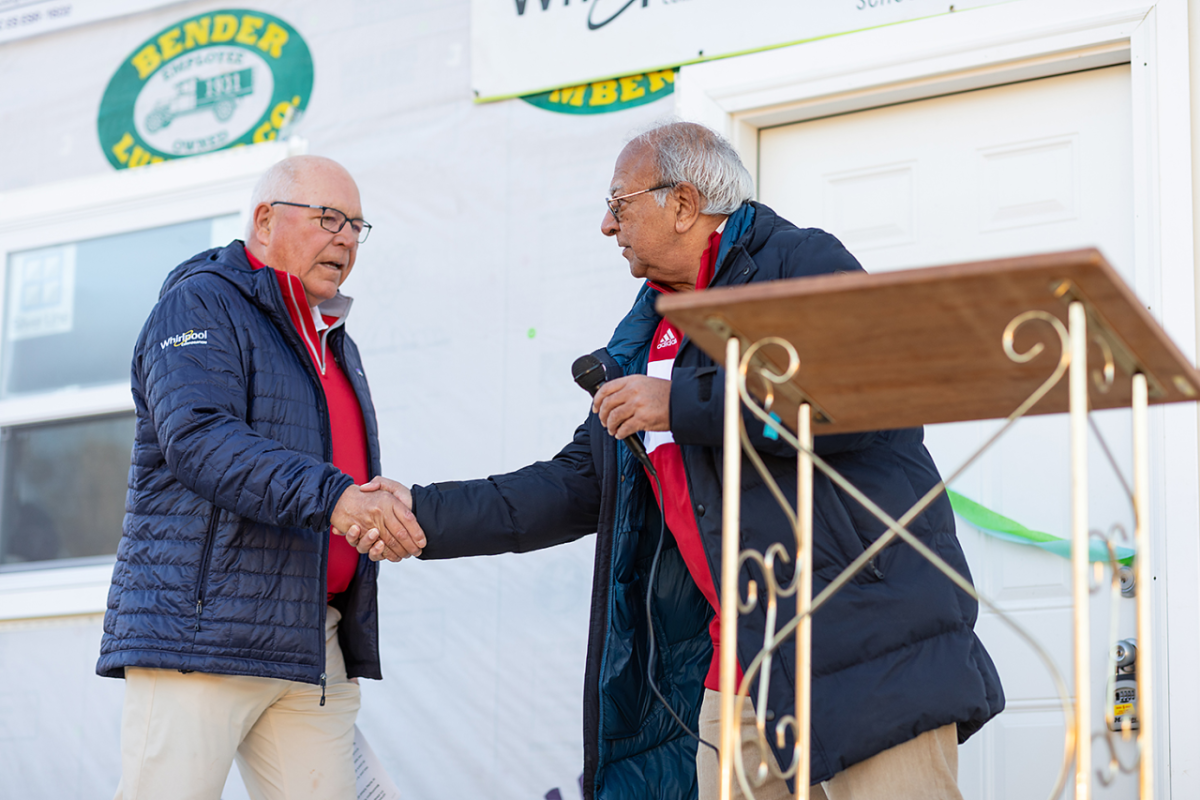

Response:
(138, 279), (353, 531)
(671, 228), (876, 457)
(412, 421), (600, 560)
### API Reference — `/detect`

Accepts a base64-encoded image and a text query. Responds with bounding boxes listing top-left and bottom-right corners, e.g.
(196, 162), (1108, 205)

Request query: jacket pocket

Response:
(192, 508), (220, 633)
(814, 484), (886, 582)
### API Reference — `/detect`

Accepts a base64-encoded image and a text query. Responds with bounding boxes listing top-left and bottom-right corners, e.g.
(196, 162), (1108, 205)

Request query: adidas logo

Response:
(657, 329), (678, 349)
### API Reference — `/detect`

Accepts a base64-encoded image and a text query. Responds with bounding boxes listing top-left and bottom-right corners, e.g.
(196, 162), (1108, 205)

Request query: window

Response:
(2, 216), (240, 399)
(0, 215), (238, 570)
(0, 140), (295, 619)
(1, 414), (135, 566)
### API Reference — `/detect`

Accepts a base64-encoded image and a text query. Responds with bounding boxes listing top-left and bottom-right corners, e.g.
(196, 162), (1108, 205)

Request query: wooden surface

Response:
(656, 249), (1200, 434)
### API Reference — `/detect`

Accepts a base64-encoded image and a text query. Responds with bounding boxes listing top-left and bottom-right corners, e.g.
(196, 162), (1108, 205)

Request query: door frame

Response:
(675, 0), (1198, 796)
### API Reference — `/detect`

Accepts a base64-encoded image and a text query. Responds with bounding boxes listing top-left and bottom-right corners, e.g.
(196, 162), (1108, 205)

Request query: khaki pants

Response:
(114, 606), (361, 800)
(696, 689), (962, 800)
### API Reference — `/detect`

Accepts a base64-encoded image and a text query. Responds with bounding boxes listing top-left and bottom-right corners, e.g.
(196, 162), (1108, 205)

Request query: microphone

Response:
(572, 354), (654, 471)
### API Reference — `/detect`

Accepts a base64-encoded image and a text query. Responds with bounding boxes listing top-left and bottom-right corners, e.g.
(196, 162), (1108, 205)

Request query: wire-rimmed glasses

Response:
(604, 183), (677, 221)
(270, 201), (372, 243)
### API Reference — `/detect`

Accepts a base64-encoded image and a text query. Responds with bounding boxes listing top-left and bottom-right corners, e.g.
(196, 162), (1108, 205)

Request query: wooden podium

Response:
(656, 249), (1200, 800)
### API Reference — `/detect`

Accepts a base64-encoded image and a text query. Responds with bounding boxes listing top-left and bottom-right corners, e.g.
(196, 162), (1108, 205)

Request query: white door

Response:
(758, 65), (1139, 799)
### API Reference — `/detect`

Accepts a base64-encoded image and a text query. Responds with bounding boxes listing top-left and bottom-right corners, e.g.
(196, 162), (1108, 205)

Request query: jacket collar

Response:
(606, 281), (661, 374)
(712, 202), (755, 283)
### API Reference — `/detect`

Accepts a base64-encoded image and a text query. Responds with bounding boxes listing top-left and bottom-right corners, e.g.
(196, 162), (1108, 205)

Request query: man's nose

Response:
(601, 208), (619, 236)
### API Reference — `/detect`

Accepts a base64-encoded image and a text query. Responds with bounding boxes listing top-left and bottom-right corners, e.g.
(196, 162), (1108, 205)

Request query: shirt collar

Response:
(242, 244), (354, 374)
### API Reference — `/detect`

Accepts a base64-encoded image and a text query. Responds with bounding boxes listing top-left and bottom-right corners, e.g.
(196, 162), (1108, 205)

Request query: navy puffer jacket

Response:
(97, 242), (381, 685)
(410, 203), (1003, 798)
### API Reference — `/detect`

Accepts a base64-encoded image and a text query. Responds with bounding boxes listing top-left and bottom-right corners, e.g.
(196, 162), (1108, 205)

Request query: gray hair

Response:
(627, 121), (755, 216)
(245, 158), (299, 237)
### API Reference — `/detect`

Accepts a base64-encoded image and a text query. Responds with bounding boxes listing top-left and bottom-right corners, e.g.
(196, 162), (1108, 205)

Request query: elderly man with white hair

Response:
(352, 122), (1004, 800)
(98, 155), (425, 800)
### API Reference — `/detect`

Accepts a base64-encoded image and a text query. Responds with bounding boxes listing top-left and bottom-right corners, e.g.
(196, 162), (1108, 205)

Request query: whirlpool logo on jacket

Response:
(160, 329), (208, 349)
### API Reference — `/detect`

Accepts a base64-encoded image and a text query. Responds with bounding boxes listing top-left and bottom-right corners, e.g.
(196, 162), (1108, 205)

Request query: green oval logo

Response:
(521, 69), (675, 115)
(98, 10), (313, 169)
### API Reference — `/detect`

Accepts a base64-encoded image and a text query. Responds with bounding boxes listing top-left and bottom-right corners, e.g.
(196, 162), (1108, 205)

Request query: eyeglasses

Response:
(604, 183), (677, 221)
(270, 201), (373, 243)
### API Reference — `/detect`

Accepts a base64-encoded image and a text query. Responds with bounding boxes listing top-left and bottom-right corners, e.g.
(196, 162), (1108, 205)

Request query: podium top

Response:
(656, 249), (1200, 435)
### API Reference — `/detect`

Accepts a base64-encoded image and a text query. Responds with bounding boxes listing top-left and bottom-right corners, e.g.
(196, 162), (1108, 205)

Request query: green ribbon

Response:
(946, 489), (1134, 565)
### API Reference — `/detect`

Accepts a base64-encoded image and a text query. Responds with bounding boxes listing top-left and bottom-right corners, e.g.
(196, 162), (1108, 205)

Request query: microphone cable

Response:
(641, 456), (719, 754)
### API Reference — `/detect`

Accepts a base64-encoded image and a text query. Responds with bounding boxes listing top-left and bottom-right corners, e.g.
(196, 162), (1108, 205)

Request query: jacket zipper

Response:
(193, 509), (221, 632)
(313, 342), (332, 704)
(591, 351), (644, 794)
(265, 273), (387, 701)
(270, 276), (337, 699)
(866, 557), (885, 581)
(594, 436), (629, 792)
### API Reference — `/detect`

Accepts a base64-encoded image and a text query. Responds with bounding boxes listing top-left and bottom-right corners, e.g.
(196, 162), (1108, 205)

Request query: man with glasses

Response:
(349, 122), (1002, 800)
(98, 155), (425, 800)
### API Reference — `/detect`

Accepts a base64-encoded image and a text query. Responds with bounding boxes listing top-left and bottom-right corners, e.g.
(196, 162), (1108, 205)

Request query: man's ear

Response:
(250, 203), (273, 247)
(673, 182), (703, 233)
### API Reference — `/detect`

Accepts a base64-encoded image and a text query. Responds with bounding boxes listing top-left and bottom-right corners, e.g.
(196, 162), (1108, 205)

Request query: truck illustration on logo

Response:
(145, 68), (254, 132)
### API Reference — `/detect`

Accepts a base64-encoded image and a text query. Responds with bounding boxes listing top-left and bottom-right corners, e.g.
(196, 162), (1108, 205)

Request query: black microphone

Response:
(572, 354), (654, 471)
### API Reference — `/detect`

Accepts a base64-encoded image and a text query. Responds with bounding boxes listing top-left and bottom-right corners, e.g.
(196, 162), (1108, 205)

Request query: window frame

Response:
(0, 140), (295, 620)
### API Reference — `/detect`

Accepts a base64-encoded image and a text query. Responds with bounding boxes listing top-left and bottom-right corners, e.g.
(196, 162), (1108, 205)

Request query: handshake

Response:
(330, 477), (424, 562)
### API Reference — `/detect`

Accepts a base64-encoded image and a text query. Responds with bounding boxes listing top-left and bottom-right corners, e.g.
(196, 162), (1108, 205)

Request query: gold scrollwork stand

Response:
(657, 249), (1200, 800)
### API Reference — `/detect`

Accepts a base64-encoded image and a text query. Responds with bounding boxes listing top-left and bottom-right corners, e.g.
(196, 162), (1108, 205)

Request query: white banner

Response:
(472, 0), (1012, 101)
(0, 0), (185, 44)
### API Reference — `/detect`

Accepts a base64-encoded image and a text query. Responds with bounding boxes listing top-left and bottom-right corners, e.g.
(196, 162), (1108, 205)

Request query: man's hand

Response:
(331, 483), (425, 563)
(343, 477), (420, 562)
(592, 375), (670, 439)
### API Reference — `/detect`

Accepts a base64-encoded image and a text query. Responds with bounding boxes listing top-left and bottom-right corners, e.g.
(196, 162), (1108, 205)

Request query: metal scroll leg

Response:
(1132, 372), (1153, 799)
(1069, 301), (1091, 800)
(795, 404), (813, 800)
(720, 336), (742, 800)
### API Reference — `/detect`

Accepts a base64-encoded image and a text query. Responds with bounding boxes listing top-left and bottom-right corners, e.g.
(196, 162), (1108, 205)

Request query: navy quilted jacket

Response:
(96, 242), (381, 685)
(410, 203), (1003, 798)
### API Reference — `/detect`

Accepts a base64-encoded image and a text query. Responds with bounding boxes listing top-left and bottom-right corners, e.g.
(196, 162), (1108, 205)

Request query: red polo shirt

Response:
(245, 246), (367, 601)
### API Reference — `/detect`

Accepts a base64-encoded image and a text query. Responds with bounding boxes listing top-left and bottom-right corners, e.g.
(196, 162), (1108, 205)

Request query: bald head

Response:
(245, 155), (356, 236)
(244, 155), (363, 307)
